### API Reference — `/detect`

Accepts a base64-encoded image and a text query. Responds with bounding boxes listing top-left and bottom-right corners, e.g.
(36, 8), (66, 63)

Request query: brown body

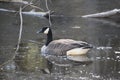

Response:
(43, 39), (91, 56)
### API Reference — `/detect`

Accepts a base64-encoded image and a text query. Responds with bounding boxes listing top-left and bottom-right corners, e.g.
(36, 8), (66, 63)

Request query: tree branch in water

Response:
(82, 9), (120, 18)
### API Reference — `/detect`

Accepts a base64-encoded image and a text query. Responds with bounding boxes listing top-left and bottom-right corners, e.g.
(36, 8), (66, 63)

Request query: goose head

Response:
(37, 27), (50, 34)
(37, 27), (53, 46)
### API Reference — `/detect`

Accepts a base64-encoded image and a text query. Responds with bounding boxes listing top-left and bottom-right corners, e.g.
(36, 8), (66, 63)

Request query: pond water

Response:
(0, 0), (120, 80)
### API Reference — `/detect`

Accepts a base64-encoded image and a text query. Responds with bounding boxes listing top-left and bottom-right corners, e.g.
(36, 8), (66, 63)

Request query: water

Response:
(0, 0), (120, 80)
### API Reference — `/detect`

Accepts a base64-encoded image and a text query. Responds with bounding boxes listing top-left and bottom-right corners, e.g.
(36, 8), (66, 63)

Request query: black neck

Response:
(45, 29), (53, 46)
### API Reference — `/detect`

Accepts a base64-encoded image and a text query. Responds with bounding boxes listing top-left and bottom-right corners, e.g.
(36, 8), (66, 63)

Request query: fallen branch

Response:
(82, 9), (120, 18)
(45, 0), (52, 26)
(0, 8), (51, 19)
(22, 10), (51, 18)
(0, 8), (16, 12)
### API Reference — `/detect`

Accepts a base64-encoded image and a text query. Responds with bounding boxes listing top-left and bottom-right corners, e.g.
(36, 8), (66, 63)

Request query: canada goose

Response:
(37, 27), (92, 57)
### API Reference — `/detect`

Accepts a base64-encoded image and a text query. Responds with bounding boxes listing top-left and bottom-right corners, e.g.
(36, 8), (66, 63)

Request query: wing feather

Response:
(45, 39), (92, 56)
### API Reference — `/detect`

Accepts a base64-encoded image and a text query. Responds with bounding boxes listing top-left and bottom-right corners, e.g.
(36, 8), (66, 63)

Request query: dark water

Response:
(0, 0), (120, 80)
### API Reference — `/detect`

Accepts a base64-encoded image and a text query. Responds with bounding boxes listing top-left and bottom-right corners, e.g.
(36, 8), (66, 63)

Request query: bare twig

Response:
(20, 0), (45, 17)
(15, 7), (23, 52)
(29, 4), (44, 11)
(45, 0), (52, 26)
(45, 0), (49, 10)
(22, 0), (44, 11)
(22, 0), (34, 10)
(48, 11), (52, 26)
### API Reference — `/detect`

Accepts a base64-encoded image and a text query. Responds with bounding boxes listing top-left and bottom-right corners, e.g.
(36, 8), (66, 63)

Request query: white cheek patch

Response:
(44, 28), (49, 34)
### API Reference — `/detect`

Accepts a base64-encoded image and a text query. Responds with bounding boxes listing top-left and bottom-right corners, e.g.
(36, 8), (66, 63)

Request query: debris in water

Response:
(96, 57), (101, 60)
(118, 71), (120, 74)
(92, 75), (101, 78)
(107, 57), (110, 60)
(116, 56), (120, 59)
(115, 51), (120, 54)
(96, 46), (112, 50)
(71, 26), (81, 29)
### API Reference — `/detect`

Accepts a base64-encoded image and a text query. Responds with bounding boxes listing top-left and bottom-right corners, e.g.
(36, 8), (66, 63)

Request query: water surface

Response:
(0, 0), (120, 80)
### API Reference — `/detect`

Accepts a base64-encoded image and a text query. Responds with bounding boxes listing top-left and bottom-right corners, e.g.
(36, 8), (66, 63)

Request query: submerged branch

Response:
(82, 9), (120, 18)
(0, 7), (23, 69)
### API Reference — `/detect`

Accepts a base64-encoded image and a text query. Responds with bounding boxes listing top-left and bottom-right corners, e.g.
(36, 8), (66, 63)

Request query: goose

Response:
(37, 27), (93, 58)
